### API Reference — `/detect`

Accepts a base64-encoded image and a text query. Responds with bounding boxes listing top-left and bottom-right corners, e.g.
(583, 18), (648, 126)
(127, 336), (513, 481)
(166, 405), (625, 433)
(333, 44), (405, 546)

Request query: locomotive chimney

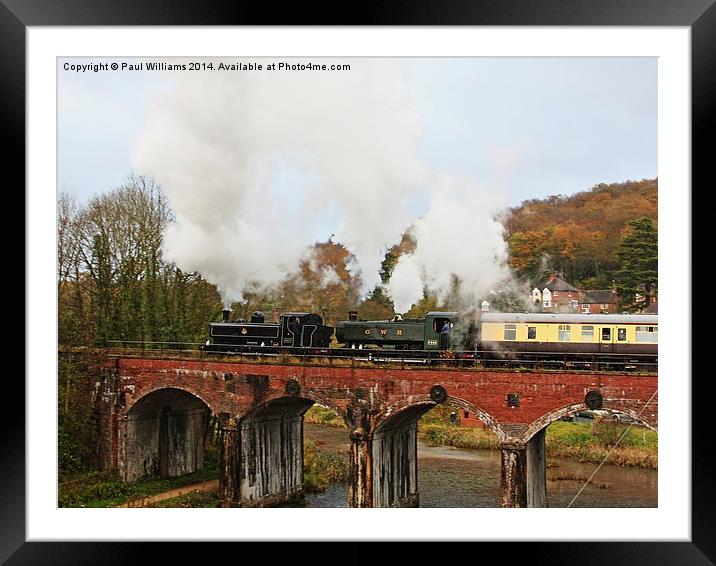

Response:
(348, 310), (358, 321)
(222, 308), (231, 322)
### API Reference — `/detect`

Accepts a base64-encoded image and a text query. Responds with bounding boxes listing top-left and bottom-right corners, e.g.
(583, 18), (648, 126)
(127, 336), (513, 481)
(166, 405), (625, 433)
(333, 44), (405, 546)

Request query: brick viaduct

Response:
(89, 351), (658, 508)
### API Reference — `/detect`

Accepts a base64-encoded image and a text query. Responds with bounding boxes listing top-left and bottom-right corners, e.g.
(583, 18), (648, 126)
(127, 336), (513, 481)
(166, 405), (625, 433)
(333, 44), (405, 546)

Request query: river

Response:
(297, 423), (657, 508)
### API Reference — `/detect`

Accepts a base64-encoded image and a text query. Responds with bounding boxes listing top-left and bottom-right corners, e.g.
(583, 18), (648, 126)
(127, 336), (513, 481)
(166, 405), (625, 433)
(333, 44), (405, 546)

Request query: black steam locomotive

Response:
(207, 309), (334, 351)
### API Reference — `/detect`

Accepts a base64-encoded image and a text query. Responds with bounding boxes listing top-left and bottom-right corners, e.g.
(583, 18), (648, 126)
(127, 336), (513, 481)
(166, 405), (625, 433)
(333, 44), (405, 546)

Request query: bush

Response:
(303, 438), (347, 492)
(591, 420), (629, 448)
(304, 405), (345, 427)
(419, 424), (499, 450)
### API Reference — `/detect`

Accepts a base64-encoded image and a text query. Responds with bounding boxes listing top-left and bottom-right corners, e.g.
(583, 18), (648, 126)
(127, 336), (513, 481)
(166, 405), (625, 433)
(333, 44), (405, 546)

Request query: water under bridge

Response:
(78, 348), (658, 508)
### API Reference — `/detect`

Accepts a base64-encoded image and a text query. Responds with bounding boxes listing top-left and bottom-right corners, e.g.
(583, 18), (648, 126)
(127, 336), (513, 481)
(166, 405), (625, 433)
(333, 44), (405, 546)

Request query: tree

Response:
(58, 175), (223, 346)
(379, 232), (416, 284)
(58, 192), (91, 344)
(357, 287), (394, 321)
(74, 174), (172, 343)
(615, 217), (658, 311)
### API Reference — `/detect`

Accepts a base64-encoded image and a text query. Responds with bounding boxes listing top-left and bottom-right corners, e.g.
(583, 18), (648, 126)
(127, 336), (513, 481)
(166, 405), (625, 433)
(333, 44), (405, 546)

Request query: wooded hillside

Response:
(504, 178), (657, 289)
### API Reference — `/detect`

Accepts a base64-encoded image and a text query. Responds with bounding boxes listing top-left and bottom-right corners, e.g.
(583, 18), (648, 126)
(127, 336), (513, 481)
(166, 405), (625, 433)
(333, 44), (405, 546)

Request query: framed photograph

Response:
(14, 0), (708, 562)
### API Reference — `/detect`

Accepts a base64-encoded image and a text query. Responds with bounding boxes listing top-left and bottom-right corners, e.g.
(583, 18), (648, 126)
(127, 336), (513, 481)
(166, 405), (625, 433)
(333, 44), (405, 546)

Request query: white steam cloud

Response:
(132, 58), (512, 312)
(386, 173), (511, 313)
(132, 58), (428, 303)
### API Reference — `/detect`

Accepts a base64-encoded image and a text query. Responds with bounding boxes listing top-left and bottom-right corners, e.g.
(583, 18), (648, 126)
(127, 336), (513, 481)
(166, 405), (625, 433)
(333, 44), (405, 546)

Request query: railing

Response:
(100, 341), (658, 373)
(105, 340), (206, 357)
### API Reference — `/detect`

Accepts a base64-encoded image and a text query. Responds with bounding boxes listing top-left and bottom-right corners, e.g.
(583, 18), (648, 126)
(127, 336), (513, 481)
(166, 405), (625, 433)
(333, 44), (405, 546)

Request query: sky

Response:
(59, 57), (656, 208)
(57, 56), (657, 306)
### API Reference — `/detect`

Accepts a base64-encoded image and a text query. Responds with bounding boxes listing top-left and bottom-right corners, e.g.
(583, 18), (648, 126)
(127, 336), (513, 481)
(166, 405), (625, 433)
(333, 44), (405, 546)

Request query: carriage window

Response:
(527, 326), (537, 340)
(558, 324), (571, 341)
(617, 328), (627, 341)
(503, 324), (516, 340)
(581, 325), (594, 340)
(601, 328), (611, 341)
(636, 325), (658, 343)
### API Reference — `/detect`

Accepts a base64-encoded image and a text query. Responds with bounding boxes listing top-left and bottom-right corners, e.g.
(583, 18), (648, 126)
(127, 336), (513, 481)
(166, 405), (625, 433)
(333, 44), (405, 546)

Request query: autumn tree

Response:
(615, 217), (658, 311)
(357, 287), (394, 321)
(506, 178), (657, 288)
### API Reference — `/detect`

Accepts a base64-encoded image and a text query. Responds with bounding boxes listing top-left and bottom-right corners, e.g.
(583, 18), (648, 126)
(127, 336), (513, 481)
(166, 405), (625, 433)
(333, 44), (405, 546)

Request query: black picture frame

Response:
(10, 0), (707, 563)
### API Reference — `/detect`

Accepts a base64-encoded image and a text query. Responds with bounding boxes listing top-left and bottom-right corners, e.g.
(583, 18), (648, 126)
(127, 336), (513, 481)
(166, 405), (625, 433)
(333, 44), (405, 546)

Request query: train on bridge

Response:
(204, 309), (658, 371)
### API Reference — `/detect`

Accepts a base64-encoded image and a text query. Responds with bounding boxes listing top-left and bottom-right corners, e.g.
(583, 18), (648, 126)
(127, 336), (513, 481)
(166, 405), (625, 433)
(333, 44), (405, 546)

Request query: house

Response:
(531, 273), (580, 312)
(578, 289), (619, 314)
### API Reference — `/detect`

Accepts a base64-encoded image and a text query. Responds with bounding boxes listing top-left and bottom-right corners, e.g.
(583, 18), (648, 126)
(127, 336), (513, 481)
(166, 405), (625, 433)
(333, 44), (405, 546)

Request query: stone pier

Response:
(370, 405), (431, 507)
(500, 428), (547, 507)
(236, 398), (313, 507)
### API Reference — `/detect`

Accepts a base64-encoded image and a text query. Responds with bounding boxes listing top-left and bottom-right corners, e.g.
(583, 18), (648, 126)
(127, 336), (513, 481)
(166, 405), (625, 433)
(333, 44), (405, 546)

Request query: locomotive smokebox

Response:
(222, 308), (231, 322)
(348, 310), (358, 321)
(251, 311), (265, 323)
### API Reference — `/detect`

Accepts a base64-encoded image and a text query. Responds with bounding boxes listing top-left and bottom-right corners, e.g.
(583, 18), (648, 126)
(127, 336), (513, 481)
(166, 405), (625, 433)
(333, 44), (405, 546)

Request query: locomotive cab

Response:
(279, 312), (333, 348)
(424, 312), (459, 350)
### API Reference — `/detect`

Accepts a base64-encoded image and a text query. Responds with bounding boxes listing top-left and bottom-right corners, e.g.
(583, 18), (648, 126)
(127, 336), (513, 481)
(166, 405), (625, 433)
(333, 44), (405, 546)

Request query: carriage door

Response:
(599, 326), (614, 352)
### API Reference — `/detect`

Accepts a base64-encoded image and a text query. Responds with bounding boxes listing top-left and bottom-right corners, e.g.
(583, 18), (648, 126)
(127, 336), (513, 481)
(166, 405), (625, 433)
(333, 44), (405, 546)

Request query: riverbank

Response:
(418, 420), (657, 469)
(303, 404), (657, 469)
(299, 424), (657, 507)
(58, 446), (221, 507)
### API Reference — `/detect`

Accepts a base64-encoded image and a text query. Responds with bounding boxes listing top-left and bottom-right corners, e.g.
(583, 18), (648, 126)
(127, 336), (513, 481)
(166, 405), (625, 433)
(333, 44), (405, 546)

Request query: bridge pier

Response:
(219, 419), (241, 508)
(371, 406), (430, 507)
(348, 403), (430, 508)
(229, 398), (313, 507)
(348, 428), (373, 507)
(526, 429), (547, 507)
(500, 428), (547, 507)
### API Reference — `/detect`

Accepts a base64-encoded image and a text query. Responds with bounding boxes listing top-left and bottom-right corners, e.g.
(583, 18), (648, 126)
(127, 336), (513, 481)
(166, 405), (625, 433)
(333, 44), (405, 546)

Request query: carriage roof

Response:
(481, 312), (658, 324)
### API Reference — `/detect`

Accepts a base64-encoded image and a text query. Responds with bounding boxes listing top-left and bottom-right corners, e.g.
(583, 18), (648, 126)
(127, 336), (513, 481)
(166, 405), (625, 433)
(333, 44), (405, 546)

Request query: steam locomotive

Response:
(208, 309), (334, 349)
(204, 309), (658, 369)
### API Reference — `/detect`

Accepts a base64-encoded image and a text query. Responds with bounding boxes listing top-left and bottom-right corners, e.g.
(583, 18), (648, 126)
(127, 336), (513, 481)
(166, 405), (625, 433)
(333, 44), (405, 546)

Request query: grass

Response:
(420, 424), (500, 450)
(58, 446), (220, 508)
(154, 489), (221, 508)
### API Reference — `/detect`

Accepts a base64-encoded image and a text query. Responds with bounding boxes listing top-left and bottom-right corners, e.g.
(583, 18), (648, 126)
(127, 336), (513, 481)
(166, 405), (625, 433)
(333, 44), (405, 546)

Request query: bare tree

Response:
(58, 175), (221, 346)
